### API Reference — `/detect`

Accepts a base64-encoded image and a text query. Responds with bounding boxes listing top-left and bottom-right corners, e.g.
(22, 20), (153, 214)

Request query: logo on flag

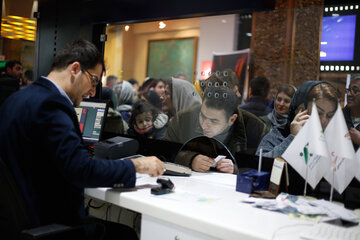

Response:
(282, 101), (330, 189)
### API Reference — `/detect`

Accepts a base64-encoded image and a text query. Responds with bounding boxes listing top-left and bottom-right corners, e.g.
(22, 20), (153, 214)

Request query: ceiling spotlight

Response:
(124, 25), (130, 31)
(159, 21), (166, 29)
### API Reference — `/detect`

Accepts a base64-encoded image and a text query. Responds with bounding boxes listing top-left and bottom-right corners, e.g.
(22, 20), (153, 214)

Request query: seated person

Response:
(162, 77), (202, 119)
(257, 81), (338, 158)
(343, 76), (360, 150)
(101, 86), (129, 135)
(127, 100), (168, 140)
(260, 84), (296, 131)
(163, 86), (268, 174)
(0, 40), (164, 239)
(240, 76), (272, 116)
(114, 80), (134, 122)
(105, 75), (117, 89)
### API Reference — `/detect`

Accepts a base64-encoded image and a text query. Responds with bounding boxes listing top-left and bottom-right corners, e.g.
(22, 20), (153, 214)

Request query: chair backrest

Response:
(0, 156), (32, 240)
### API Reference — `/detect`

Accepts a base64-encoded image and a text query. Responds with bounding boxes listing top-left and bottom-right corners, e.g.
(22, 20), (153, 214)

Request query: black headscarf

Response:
(279, 80), (332, 137)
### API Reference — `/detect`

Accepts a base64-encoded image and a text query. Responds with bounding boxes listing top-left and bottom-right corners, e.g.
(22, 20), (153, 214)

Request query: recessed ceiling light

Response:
(159, 21), (166, 29)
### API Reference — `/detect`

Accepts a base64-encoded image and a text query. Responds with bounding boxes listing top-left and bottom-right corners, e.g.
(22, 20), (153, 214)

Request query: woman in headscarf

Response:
(162, 77), (202, 119)
(256, 81), (339, 158)
(101, 86), (129, 135)
(260, 84), (296, 131)
(114, 80), (134, 123)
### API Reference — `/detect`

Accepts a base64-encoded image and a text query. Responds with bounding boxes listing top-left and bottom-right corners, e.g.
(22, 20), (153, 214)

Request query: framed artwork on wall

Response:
(146, 37), (198, 82)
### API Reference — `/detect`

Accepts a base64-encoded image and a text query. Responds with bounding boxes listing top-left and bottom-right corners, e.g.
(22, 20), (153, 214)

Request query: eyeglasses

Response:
(81, 66), (100, 87)
(345, 88), (360, 95)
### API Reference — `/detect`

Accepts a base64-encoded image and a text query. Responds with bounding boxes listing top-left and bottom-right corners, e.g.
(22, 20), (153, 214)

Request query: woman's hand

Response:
(290, 110), (310, 136)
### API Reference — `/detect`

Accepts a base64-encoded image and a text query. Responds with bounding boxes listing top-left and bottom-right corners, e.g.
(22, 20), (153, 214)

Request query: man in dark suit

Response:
(0, 40), (164, 239)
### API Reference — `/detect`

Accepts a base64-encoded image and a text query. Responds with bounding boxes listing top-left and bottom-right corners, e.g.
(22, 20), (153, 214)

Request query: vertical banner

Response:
(211, 49), (250, 100)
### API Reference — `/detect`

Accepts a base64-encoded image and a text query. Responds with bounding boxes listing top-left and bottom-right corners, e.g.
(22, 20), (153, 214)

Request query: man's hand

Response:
(290, 110), (309, 136)
(216, 159), (234, 174)
(131, 156), (165, 177)
(191, 154), (214, 172)
(349, 127), (360, 146)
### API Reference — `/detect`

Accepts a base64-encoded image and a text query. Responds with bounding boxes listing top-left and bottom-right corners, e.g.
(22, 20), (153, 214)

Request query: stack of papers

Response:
(243, 193), (359, 222)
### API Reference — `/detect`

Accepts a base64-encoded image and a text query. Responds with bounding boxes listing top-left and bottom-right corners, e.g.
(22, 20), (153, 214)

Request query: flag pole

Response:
(330, 155), (337, 202)
(330, 169), (334, 202)
(304, 164), (308, 197)
(303, 142), (310, 197)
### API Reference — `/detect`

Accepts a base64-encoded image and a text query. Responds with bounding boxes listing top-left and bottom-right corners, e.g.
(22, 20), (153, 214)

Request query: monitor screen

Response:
(320, 15), (357, 61)
(75, 100), (108, 142)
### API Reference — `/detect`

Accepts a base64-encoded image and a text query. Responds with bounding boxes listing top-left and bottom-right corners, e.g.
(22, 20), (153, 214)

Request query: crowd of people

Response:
(93, 66), (360, 192)
(98, 61), (360, 178)
(1, 39), (360, 239)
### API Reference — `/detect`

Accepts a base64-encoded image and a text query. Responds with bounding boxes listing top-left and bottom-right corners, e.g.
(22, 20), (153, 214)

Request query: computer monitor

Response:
(74, 100), (109, 143)
(319, 6), (360, 72)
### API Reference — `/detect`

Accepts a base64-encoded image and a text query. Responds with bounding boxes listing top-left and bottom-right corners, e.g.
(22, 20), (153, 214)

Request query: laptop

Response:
(74, 99), (109, 148)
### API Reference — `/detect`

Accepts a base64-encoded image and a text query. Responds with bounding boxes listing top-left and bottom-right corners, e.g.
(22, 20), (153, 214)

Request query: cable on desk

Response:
(87, 198), (107, 209)
(106, 205), (111, 221)
(117, 206), (123, 223)
(271, 223), (313, 240)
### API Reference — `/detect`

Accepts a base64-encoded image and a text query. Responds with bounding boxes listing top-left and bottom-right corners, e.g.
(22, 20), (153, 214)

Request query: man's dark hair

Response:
(51, 39), (105, 73)
(351, 74), (360, 82)
(203, 86), (238, 119)
(249, 76), (270, 98)
(128, 78), (138, 86)
(5, 60), (22, 70)
(106, 75), (118, 84)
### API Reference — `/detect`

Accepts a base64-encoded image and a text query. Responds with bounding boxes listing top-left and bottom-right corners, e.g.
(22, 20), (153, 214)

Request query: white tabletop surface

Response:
(85, 172), (322, 240)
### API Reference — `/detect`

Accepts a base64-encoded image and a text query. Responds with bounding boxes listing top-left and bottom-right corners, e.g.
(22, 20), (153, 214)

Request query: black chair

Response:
(0, 156), (81, 239)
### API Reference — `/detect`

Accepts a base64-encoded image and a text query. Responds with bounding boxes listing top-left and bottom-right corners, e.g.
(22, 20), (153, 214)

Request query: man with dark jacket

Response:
(343, 76), (360, 150)
(240, 76), (272, 116)
(0, 40), (164, 239)
(0, 60), (23, 105)
(163, 86), (268, 174)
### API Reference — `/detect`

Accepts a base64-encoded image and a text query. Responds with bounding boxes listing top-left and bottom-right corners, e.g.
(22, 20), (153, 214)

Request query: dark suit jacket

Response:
(0, 77), (136, 227)
(0, 74), (19, 106)
(239, 96), (272, 117)
(343, 106), (360, 151)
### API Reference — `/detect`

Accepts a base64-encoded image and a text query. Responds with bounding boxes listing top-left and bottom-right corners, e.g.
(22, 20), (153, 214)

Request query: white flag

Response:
(282, 101), (330, 189)
(324, 103), (356, 194)
(356, 149), (360, 181)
